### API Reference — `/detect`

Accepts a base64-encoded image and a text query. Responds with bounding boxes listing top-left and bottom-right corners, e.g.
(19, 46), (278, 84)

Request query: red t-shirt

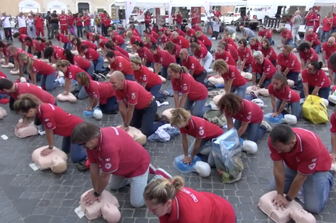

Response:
(56, 33), (70, 43)
(112, 34), (125, 45)
(32, 59), (55, 75)
(258, 29), (273, 39)
(35, 42), (45, 52)
(37, 103), (83, 137)
(176, 14), (182, 24)
(305, 33), (321, 47)
(226, 44), (238, 61)
(144, 14), (151, 24)
(261, 47), (277, 62)
(10, 83), (55, 104)
(52, 46), (65, 60)
(221, 65), (247, 87)
(223, 38), (237, 50)
(186, 28), (196, 37)
(251, 58), (276, 80)
(34, 16), (43, 27)
(306, 12), (316, 26)
(237, 47), (253, 65)
(268, 83), (300, 103)
(136, 47), (154, 63)
(75, 17), (82, 26)
(110, 56), (133, 75)
(322, 18), (333, 31)
(59, 14), (68, 26)
(322, 42), (336, 61)
(180, 116), (224, 140)
(83, 15), (91, 26)
(299, 48), (318, 64)
(198, 35), (212, 47)
(302, 69), (330, 88)
(269, 128), (332, 174)
(193, 45), (208, 59)
(130, 36), (142, 45)
(177, 29), (185, 36)
(85, 81), (115, 104)
(171, 43), (182, 58)
(64, 65), (92, 80)
(68, 15), (74, 26)
(18, 34), (28, 43)
(153, 50), (176, 67)
(171, 72), (207, 101)
(84, 48), (100, 61)
(73, 55), (91, 70)
(133, 65), (162, 89)
(330, 112), (336, 133)
(172, 36), (190, 48)
(115, 45), (129, 58)
(159, 187), (236, 223)
(225, 99), (263, 124)
(113, 50), (130, 61)
(147, 34), (158, 44)
(87, 127), (150, 177)
(181, 56), (205, 76)
(1, 43), (10, 57)
(215, 51), (236, 66)
(79, 40), (97, 51)
(281, 29), (293, 40)
(115, 80), (153, 110)
(160, 34), (170, 45)
(250, 42), (262, 52)
(277, 53), (301, 73)
(25, 39), (38, 48)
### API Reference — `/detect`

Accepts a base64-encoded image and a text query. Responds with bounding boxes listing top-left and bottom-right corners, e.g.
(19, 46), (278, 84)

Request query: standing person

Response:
(268, 124), (333, 214)
(49, 10), (59, 39)
(26, 14), (36, 39)
(321, 13), (333, 43)
(17, 12), (27, 35)
(45, 11), (52, 39)
(144, 11), (152, 29)
(59, 10), (69, 35)
(291, 10), (302, 47)
(305, 8), (317, 32)
(75, 13), (83, 38)
(211, 17), (221, 40)
(68, 11), (75, 36)
(83, 12), (91, 32)
(1, 13), (13, 41)
(34, 13), (44, 38)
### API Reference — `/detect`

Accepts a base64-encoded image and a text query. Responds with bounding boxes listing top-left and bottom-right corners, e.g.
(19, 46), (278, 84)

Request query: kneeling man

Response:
(268, 124), (334, 214)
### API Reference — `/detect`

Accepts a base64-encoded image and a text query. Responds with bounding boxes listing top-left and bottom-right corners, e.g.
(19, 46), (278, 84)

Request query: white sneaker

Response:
(261, 121), (272, 132)
(57, 77), (65, 87)
(106, 73), (111, 78)
(208, 101), (219, 110)
(36, 125), (45, 136)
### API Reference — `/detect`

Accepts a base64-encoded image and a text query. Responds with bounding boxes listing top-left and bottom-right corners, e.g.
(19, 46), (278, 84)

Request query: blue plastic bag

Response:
(264, 113), (284, 124)
(173, 155), (201, 173)
(83, 110), (94, 118)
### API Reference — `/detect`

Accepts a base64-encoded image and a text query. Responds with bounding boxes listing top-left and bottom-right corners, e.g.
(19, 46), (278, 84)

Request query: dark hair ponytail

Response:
(310, 61), (323, 70)
(64, 49), (74, 64)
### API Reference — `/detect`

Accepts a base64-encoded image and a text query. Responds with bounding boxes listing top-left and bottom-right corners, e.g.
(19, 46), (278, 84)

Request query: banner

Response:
(191, 7), (201, 24)
(125, 0), (137, 23)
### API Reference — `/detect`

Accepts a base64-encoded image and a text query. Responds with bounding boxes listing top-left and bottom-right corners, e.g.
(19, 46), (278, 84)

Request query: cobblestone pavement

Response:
(0, 33), (335, 223)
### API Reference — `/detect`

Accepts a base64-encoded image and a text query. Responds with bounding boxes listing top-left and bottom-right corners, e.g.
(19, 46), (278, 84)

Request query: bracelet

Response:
(48, 146), (54, 150)
(285, 195), (292, 202)
(94, 191), (101, 197)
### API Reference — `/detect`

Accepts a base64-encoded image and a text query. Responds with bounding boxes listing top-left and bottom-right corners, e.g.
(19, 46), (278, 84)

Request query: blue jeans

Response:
(99, 96), (118, 114)
(184, 98), (207, 117)
(276, 100), (302, 119)
(269, 163), (334, 214)
(188, 138), (215, 167)
(148, 84), (161, 98)
(77, 85), (88, 99)
(286, 71), (302, 91)
(321, 31), (331, 43)
(313, 45), (321, 54)
(286, 39), (294, 48)
(0, 93), (8, 99)
(84, 26), (91, 32)
(125, 74), (135, 81)
(194, 70), (207, 85)
(256, 74), (271, 88)
(300, 85), (330, 100)
(130, 99), (163, 136)
(63, 42), (71, 50)
(62, 136), (87, 163)
(86, 62), (94, 77)
(234, 121), (266, 142)
(93, 55), (104, 72)
(231, 84), (247, 99)
(119, 42), (126, 50)
(76, 26), (83, 38)
(40, 72), (58, 91)
(161, 66), (168, 79)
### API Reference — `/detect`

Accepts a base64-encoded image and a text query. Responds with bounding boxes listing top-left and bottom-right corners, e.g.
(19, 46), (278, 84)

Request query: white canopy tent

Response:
(168, 0), (210, 23)
(209, 0), (246, 7)
(246, 0), (273, 7)
(125, 0), (169, 23)
(314, 0), (334, 6)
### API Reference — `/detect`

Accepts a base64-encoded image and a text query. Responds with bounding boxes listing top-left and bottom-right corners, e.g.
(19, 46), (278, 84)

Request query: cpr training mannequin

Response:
(56, 92), (77, 102)
(0, 106), (7, 119)
(31, 146), (67, 174)
(259, 191), (316, 223)
(80, 189), (121, 222)
(117, 125), (146, 145)
(14, 118), (38, 138)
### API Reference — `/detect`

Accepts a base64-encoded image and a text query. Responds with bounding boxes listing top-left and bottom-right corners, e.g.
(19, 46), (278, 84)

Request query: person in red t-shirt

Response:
(43, 46), (65, 64)
(58, 10), (69, 35)
(213, 59), (247, 99)
(175, 11), (183, 28)
(34, 13), (44, 37)
(268, 74), (301, 118)
(54, 30), (71, 50)
(222, 33), (238, 50)
(305, 28), (321, 53)
(261, 38), (277, 66)
(130, 57), (162, 98)
(322, 37), (336, 79)
(215, 43), (236, 66)
(250, 38), (262, 52)
(190, 42), (213, 73)
(164, 41), (181, 64)
(280, 27), (294, 48)
(13, 94), (86, 163)
(110, 71), (165, 137)
(109, 31), (126, 49)
(218, 93), (270, 142)
(276, 45), (301, 88)
(104, 40), (129, 61)
(170, 108), (224, 165)
(144, 176), (236, 223)
(144, 11), (152, 29)
(71, 122), (171, 207)
(185, 26), (196, 38)
(179, 49), (207, 84)
(297, 42), (319, 70)
(305, 8), (316, 30)
(83, 12), (91, 32)
(172, 32), (190, 49)
(268, 124), (333, 214)
(133, 41), (154, 67)
(80, 45), (104, 73)
(24, 36), (39, 56)
(150, 44), (176, 78)
(237, 39), (253, 72)
(74, 13), (83, 38)
(174, 25), (185, 36)
(13, 32), (28, 51)
(168, 63), (208, 117)
(76, 72), (118, 114)
(68, 12), (75, 35)
(330, 106), (336, 162)
(0, 41), (11, 66)
(106, 51), (134, 80)
(251, 51), (276, 88)
(63, 49), (94, 77)
(321, 13), (333, 43)
(258, 26), (273, 43)
(301, 61), (330, 100)
(195, 31), (212, 51)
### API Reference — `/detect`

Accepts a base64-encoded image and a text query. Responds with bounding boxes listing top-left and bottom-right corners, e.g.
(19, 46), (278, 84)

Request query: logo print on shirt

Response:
(131, 93), (136, 99)
(198, 127), (204, 136)
(46, 122), (52, 128)
(308, 163), (316, 170)
(105, 163), (112, 169)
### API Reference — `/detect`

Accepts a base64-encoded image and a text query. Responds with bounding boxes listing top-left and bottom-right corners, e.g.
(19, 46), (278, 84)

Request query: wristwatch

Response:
(48, 146), (54, 150)
(93, 191), (101, 197)
(285, 195), (292, 202)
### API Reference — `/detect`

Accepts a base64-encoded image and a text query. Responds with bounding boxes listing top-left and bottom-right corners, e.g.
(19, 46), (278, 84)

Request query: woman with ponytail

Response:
(13, 94), (86, 163)
(63, 49), (94, 77)
(168, 63), (207, 117)
(144, 176), (236, 223)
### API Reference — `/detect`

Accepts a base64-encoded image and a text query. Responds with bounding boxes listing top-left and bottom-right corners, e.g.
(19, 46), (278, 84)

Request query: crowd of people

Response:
(0, 7), (336, 222)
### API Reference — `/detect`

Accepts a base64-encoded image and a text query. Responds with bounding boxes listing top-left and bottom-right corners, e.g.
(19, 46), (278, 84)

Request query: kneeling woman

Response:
(168, 63), (208, 117)
(301, 61), (330, 100)
(130, 57), (162, 98)
(76, 72), (118, 114)
(13, 94), (86, 163)
(268, 74), (301, 119)
(144, 176), (236, 223)
(64, 49), (94, 77)
(170, 108), (224, 165)
(218, 93), (271, 142)
(80, 45), (104, 73)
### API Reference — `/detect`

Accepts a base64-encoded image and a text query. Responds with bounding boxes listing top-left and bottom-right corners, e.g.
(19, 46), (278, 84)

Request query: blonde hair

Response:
(13, 94), (42, 113)
(170, 108), (191, 128)
(283, 45), (293, 52)
(213, 59), (229, 73)
(56, 60), (71, 69)
(167, 63), (188, 73)
(126, 30), (133, 38)
(76, 72), (90, 86)
(18, 53), (34, 74)
(143, 36), (151, 44)
(143, 176), (184, 205)
(195, 31), (202, 37)
(130, 56), (142, 65)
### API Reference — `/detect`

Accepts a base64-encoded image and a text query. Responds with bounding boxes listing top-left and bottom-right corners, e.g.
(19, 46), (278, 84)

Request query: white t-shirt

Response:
(1, 16), (11, 28)
(17, 16), (26, 28)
